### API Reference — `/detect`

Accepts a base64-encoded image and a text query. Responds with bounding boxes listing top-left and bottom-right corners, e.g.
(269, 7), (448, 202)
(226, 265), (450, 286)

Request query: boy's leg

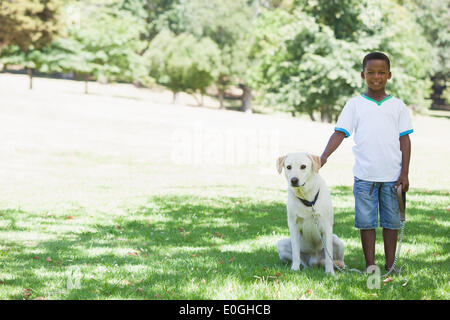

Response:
(360, 229), (376, 268)
(383, 228), (398, 269)
(353, 178), (379, 268)
(379, 182), (402, 270)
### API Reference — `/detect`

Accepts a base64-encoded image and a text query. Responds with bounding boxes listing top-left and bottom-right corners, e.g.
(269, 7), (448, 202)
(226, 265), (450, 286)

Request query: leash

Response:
(383, 186), (406, 277)
(308, 184), (406, 277)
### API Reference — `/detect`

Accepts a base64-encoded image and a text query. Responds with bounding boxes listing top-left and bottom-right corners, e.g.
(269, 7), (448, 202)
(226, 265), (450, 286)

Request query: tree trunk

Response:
(84, 74), (89, 94)
(218, 89), (225, 109)
(28, 68), (33, 90)
(191, 90), (203, 106)
(240, 84), (252, 113)
(172, 91), (181, 104)
(320, 105), (333, 123)
(430, 74), (447, 108)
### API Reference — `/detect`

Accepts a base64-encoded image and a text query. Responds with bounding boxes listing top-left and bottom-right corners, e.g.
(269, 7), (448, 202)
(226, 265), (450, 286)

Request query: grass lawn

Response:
(0, 73), (448, 300)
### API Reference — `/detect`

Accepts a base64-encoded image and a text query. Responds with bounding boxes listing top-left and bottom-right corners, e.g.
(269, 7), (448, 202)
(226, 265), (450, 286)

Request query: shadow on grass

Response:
(0, 186), (448, 299)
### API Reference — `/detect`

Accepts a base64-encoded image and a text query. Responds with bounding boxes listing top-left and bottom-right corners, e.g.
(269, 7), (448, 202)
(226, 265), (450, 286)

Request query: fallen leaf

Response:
(201, 279), (206, 284)
(46, 257), (52, 262)
(383, 277), (394, 283)
(191, 254), (199, 257)
(228, 257), (234, 263)
(136, 288), (144, 293)
(65, 215), (75, 220)
(33, 297), (45, 300)
(32, 256), (40, 260)
(23, 288), (32, 299)
(430, 216), (434, 220)
(122, 280), (134, 286)
(305, 289), (312, 295)
(154, 294), (162, 298)
(402, 280), (409, 287)
(127, 251), (138, 256)
(178, 227), (185, 232)
(213, 232), (224, 239)
(166, 290), (175, 296)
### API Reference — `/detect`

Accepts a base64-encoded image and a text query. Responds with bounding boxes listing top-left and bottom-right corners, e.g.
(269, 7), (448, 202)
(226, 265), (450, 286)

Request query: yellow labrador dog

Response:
(276, 152), (345, 275)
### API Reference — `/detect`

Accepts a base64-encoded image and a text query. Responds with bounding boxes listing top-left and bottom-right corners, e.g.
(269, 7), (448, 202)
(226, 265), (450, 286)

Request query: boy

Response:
(320, 52), (412, 273)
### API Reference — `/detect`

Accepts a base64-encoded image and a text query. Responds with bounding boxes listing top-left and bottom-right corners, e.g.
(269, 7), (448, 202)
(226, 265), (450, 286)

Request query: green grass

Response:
(0, 74), (448, 300)
(0, 186), (448, 300)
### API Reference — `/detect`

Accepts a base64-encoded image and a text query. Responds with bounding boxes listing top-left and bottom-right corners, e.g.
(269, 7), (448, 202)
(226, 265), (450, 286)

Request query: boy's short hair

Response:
(362, 52), (390, 70)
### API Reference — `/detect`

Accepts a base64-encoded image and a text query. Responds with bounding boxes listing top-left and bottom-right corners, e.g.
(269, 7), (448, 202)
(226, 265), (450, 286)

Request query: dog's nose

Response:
(291, 177), (299, 186)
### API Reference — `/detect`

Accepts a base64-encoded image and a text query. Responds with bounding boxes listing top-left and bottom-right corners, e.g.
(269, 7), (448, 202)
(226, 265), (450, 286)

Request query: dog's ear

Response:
(276, 155), (287, 174)
(308, 154), (321, 173)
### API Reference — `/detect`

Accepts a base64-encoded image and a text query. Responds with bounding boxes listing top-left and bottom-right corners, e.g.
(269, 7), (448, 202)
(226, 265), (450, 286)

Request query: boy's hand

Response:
(396, 173), (409, 192)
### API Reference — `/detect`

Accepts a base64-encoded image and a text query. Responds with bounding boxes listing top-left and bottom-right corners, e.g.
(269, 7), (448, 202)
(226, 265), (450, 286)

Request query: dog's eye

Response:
(286, 165), (291, 170)
(300, 165), (306, 169)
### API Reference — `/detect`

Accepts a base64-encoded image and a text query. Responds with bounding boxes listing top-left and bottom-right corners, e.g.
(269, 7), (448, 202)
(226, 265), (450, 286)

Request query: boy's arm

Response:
(320, 131), (346, 167)
(397, 134), (411, 192)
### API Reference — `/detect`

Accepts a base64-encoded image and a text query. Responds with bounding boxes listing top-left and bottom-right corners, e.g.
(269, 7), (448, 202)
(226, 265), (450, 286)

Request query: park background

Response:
(0, 0), (448, 300)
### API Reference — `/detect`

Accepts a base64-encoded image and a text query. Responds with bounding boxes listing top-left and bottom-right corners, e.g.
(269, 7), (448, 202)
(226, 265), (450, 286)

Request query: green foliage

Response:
(146, 30), (220, 99)
(0, 0), (62, 51)
(155, 0), (255, 101)
(250, 9), (363, 120)
(67, 4), (146, 83)
(400, 0), (450, 77)
(250, 0), (434, 121)
(0, 1), (151, 87)
(1, 0), (445, 113)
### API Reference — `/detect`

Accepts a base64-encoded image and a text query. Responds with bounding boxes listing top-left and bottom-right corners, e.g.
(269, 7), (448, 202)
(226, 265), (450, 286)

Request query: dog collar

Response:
(296, 189), (320, 207)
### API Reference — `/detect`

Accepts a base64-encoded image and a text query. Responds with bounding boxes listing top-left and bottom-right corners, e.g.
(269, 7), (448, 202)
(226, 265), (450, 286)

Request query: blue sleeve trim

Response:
(399, 129), (414, 137)
(335, 127), (350, 138)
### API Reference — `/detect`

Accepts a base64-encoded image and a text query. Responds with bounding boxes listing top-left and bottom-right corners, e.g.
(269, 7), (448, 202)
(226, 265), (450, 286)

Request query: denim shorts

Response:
(353, 177), (401, 230)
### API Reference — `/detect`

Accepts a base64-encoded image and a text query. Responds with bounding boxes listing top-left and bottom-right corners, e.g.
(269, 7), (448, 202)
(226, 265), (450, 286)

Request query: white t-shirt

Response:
(335, 94), (413, 182)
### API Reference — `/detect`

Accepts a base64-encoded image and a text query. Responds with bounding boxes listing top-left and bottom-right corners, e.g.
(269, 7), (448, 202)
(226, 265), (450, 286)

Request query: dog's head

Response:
(276, 153), (321, 187)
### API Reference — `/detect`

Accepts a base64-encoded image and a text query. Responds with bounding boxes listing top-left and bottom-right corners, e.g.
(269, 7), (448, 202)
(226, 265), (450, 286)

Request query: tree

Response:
(0, 0), (62, 51)
(249, 0), (433, 122)
(0, 44), (45, 89)
(398, 0), (450, 108)
(249, 9), (363, 121)
(68, 4), (146, 85)
(146, 30), (220, 104)
(155, 0), (255, 110)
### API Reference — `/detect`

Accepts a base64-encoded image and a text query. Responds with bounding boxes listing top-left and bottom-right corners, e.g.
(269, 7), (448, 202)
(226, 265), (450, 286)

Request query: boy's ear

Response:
(361, 71), (365, 79)
(308, 154), (321, 173)
(276, 155), (287, 174)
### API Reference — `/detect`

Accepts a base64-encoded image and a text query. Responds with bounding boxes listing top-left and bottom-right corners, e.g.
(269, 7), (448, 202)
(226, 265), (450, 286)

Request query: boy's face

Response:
(361, 59), (391, 92)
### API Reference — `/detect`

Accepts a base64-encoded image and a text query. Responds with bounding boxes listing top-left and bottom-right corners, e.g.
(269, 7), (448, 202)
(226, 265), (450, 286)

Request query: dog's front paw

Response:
(325, 266), (336, 276)
(291, 263), (300, 271)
